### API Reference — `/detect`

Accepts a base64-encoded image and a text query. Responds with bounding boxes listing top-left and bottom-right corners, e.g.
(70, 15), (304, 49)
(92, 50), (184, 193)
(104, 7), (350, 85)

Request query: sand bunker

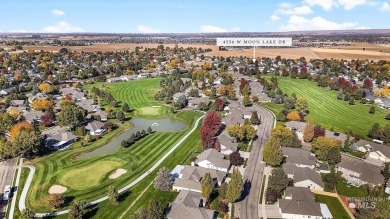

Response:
(109, 169), (127, 179)
(49, 185), (67, 194)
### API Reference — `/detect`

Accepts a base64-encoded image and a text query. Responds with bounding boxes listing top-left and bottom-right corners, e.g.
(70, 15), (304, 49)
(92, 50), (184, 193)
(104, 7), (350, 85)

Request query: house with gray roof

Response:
(76, 99), (97, 112)
(283, 163), (324, 191)
(282, 147), (317, 168)
(10, 100), (25, 107)
(172, 165), (227, 193)
(354, 139), (390, 164)
(46, 132), (78, 149)
(167, 190), (217, 219)
(194, 148), (231, 172)
(218, 131), (238, 155)
(23, 110), (44, 125)
(85, 120), (105, 136)
(278, 187), (326, 219)
(336, 154), (384, 187)
(26, 92), (48, 103)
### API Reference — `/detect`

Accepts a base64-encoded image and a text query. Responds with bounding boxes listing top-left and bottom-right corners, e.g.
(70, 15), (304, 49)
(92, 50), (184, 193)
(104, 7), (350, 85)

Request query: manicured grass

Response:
(348, 150), (365, 158)
(336, 179), (368, 197)
(261, 77), (389, 139)
(83, 79), (171, 117)
(23, 110), (202, 213)
(12, 168), (29, 219)
(58, 161), (121, 190)
(315, 194), (351, 219)
(259, 176), (266, 204)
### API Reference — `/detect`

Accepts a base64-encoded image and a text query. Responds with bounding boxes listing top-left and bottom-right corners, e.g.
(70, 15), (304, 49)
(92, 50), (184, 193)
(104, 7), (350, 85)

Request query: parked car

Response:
(3, 185), (11, 201)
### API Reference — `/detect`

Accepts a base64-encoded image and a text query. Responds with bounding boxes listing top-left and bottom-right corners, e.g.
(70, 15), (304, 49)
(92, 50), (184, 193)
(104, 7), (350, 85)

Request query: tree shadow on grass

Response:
(83, 206), (99, 219)
(118, 190), (132, 203)
(64, 195), (75, 206)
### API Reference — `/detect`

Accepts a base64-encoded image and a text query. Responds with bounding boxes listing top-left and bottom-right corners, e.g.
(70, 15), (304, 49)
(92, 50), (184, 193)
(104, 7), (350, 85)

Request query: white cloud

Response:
(42, 21), (84, 33)
(303, 0), (338, 10)
(230, 27), (241, 32)
(380, 2), (390, 11)
(270, 15), (281, 21)
(280, 2), (294, 8)
(10, 29), (31, 33)
(356, 26), (371, 29)
(136, 25), (160, 33)
(200, 25), (228, 32)
(276, 5), (313, 15)
(280, 15), (360, 31)
(51, 9), (65, 16)
(338, 0), (367, 10)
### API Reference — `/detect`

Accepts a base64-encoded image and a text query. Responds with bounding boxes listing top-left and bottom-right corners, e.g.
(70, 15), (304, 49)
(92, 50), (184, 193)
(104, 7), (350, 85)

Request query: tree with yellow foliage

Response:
(312, 136), (341, 163)
(32, 99), (54, 111)
(38, 83), (54, 94)
(303, 116), (314, 143)
(9, 107), (20, 117)
(10, 121), (33, 142)
(375, 85), (390, 97)
(218, 86), (227, 96)
(287, 111), (300, 121)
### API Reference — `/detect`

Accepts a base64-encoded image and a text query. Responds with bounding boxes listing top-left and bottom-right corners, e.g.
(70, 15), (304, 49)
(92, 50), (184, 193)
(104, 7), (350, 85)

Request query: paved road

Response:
(0, 157), (18, 218)
(238, 106), (275, 219)
(17, 113), (205, 217)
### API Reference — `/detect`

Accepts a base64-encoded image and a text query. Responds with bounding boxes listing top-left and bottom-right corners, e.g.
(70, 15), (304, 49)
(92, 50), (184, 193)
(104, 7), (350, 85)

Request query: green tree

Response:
(219, 182), (228, 199)
(117, 111), (125, 121)
(303, 117), (314, 143)
(382, 123), (390, 143)
(327, 147), (341, 164)
(243, 124), (256, 141)
(268, 168), (289, 192)
(368, 123), (383, 139)
(147, 126), (152, 134)
(284, 96), (296, 109)
(250, 111), (261, 125)
(20, 208), (35, 219)
(210, 87), (217, 99)
(122, 103), (130, 112)
(242, 95), (251, 106)
(312, 136), (341, 162)
(107, 186), (119, 205)
(226, 168), (243, 203)
(382, 162), (390, 181)
(201, 173), (214, 201)
(83, 134), (91, 143)
(147, 199), (163, 219)
(263, 137), (283, 166)
(369, 106), (376, 114)
(11, 130), (41, 157)
(57, 104), (85, 128)
(68, 200), (86, 219)
(342, 134), (351, 152)
(295, 97), (309, 115)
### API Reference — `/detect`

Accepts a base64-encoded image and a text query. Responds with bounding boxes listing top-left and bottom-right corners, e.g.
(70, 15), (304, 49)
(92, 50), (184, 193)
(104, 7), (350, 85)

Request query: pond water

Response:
(75, 118), (186, 160)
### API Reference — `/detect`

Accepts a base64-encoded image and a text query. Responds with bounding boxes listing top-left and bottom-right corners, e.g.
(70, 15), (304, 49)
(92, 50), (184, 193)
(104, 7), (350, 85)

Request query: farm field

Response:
(83, 78), (171, 117)
(4, 42), (390, 60)
(261, 77), (389, 139)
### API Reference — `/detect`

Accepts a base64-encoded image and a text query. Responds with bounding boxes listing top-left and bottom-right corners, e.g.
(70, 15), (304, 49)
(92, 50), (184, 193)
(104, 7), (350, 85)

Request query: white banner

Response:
(217, 37), (292, 47)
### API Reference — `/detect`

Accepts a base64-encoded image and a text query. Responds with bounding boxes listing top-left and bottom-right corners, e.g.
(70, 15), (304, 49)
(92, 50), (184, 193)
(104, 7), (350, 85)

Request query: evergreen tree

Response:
(268, 168), (289, 192)
(201, 173), (214, 201)
(382, 123), (390, 143)
(122, 103), (130, 112)
(368, 123), (383, 139)
(250, 111), (261, 125)
(20, 208), (35, 219)
(117, 111), (125, 121)
(242, 95), (251, 106)
(147, 126), (152, 134)
(226, 168), (243, 203)
(369, 106), (376, 114)
(219, 182), (228, 199)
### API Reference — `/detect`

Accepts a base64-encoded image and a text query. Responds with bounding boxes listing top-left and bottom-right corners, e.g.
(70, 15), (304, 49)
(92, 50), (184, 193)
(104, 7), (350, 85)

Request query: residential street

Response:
(237, 106), (274, 219)
(0, 157), (18, 218)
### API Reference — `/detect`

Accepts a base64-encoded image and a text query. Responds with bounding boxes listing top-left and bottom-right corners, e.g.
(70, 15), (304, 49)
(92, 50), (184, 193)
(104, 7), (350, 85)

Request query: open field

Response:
(205, 43), (390, 60)
(83, 78), (170, 117)
(315, 194), (351, 219)
(58, 161), (121, 190)
(261, 77), (389, 139)
(3, 42), (389, 60)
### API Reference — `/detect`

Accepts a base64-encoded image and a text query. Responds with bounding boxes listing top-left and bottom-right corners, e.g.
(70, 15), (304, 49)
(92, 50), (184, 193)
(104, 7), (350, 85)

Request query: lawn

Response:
(261, 77), (389, 139)
(83, 78), (171, 117)
(315, 194), (351, 219)
(58, 161), (121, 190)
(336, 179), (368, 197)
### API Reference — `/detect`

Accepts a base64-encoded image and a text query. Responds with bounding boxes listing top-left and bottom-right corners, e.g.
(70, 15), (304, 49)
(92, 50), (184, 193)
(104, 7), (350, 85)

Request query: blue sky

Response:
(1, 0), (389, 33)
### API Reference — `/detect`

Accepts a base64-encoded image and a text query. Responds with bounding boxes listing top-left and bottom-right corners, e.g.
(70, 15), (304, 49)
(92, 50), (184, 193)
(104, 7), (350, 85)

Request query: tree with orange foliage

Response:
(38, 83), (54, 94)
(287, 111), (300, 121)
(14, 71), (22, 80)
(375, 85), (390, 97)
(218, 86), (227, 96)
(10, 121), (33, 142)
(32, 99), (54, 111)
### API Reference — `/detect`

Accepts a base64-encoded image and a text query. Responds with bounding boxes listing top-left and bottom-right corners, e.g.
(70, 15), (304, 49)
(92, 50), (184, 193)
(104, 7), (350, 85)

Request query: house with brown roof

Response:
(336, 154), (384, 187)
(194, 148), (231, 172)
(167, 190), (217, 219)
(278, 187), (329, 219)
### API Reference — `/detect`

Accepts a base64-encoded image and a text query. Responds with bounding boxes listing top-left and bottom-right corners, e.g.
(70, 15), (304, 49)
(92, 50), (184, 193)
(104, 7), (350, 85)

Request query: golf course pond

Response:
(76, 118), (187, 160)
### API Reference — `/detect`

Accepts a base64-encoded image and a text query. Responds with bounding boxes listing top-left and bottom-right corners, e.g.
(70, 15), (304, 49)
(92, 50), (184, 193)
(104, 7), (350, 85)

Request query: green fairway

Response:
(315, 194), (351, 219)
(83, 78), (170, 117)
(58, 161), (121, 190)
(262, 77), (389, 139)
